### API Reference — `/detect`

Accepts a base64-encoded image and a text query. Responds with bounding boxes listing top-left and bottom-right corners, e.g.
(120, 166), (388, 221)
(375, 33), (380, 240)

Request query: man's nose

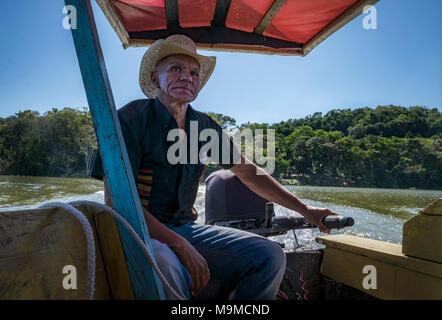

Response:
(179, 69), (192, 82)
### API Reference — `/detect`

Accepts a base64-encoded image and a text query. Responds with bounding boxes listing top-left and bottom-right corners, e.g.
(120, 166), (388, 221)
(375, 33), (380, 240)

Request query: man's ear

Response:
(151, 71), (159, 88)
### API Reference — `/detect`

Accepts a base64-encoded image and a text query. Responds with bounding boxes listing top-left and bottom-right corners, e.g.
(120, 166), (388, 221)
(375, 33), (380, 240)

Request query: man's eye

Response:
(191, 71), (199, 77)
(172, 66), (181, 72)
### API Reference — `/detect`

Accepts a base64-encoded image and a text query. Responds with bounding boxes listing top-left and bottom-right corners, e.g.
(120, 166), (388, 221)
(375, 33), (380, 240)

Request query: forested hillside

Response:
(237, 105), (441, 189)
(0, 105), (440, 189)
(0, 108), (96, 177)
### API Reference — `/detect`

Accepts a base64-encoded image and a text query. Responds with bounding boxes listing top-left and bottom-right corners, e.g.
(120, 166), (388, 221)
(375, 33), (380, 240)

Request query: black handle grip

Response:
(322, 216), (354, 229)
(284, 215), (354, 230)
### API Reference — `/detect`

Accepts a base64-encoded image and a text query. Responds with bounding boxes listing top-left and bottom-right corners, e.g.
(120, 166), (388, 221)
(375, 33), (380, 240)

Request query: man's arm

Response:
(230, 155), (337, 233)
(103, 177), (210, 296)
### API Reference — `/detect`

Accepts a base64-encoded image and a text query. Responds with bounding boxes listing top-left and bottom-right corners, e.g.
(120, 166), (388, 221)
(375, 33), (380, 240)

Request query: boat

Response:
(1, 172), (440, 300)
(1, 0), (441, 300)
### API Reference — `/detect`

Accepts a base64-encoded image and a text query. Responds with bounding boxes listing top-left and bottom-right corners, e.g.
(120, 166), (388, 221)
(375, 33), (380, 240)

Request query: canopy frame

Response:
(96, 0), (380, 56)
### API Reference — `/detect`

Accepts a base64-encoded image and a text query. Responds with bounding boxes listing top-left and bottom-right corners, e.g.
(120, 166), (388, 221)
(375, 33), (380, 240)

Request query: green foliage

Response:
(240, 105), (442, 189)
(0, 108), (97, 177)
(0, 105), (440, 189)
(206, 112), (237, 131)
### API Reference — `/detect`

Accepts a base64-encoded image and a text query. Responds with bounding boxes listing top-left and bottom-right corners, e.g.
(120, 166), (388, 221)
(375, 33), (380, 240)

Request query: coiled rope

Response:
(39, 200), (185, 300)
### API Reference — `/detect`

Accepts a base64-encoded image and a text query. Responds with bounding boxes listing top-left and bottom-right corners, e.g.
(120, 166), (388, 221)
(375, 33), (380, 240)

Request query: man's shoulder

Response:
(118, 99), (153, 119)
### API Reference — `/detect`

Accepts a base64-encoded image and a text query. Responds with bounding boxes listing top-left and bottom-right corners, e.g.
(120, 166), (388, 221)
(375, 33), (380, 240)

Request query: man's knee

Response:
(151, 239), (179, 268)
(151, 239), (191, 299)
(151, 239), (189, 278)
(260, 239), (286, 275)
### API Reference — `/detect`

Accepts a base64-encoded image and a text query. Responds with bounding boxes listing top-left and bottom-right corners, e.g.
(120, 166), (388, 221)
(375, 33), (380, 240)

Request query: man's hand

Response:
(301, 205), (338, 234)
(170, 236), (210, 296)
(139, 206), (210, 297)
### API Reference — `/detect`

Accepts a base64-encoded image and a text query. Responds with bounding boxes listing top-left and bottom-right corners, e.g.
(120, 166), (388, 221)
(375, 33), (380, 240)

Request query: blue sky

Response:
(0, 0), (441, 125)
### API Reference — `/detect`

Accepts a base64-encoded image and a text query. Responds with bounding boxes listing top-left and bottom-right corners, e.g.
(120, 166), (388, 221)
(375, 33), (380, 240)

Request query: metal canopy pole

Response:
(65, 0), (164, 299)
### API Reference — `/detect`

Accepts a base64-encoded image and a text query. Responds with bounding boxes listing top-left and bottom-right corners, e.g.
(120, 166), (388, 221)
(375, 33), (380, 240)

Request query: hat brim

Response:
(139, 39), (216, 99)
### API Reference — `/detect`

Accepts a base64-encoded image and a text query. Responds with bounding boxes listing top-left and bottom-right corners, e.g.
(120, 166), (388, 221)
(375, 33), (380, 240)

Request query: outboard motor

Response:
(205, 169), (269, 225)
(205, 170), (354, 239)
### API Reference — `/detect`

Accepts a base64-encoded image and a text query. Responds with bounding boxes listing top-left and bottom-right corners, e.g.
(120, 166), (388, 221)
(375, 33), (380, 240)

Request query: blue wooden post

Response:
(64, 0), (164, 299)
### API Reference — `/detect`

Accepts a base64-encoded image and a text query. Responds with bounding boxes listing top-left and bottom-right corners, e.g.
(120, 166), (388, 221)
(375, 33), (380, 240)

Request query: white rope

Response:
(39, 200), (185, 300)
(39, 202), (96, 300)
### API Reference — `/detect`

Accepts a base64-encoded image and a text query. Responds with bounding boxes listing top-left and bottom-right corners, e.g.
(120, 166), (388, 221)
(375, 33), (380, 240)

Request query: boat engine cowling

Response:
(204, 169), (270, 225)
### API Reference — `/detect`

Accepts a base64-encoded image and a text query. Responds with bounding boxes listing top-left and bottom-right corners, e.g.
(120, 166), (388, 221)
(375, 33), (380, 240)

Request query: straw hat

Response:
(139, 34), (216, 99)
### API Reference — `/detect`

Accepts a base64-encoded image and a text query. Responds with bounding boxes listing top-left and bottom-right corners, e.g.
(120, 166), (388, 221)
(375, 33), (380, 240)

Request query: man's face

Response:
(153, 54), (201, 104)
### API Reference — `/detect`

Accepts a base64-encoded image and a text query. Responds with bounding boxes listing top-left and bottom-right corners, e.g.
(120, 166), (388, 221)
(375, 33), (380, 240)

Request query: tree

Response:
(206, 112), (237, 131)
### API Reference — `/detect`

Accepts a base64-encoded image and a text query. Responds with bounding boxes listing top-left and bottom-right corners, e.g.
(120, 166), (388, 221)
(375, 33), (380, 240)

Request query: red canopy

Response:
(97, 0), (379, 55)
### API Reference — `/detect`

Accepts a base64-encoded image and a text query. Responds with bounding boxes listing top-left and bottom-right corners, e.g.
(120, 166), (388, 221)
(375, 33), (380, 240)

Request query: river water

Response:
(1, 175), (441, 251)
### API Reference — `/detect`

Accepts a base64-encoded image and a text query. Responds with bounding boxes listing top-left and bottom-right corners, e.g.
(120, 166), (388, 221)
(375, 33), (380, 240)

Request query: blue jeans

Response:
(153, 222), (286, 300)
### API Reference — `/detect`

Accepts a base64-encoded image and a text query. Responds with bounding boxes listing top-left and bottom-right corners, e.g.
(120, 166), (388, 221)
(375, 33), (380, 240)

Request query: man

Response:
(92, 34), (337, 300)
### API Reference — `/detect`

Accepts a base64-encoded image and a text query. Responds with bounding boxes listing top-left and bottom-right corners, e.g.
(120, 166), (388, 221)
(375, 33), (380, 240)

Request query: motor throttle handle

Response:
(322, 216), (354, 229)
